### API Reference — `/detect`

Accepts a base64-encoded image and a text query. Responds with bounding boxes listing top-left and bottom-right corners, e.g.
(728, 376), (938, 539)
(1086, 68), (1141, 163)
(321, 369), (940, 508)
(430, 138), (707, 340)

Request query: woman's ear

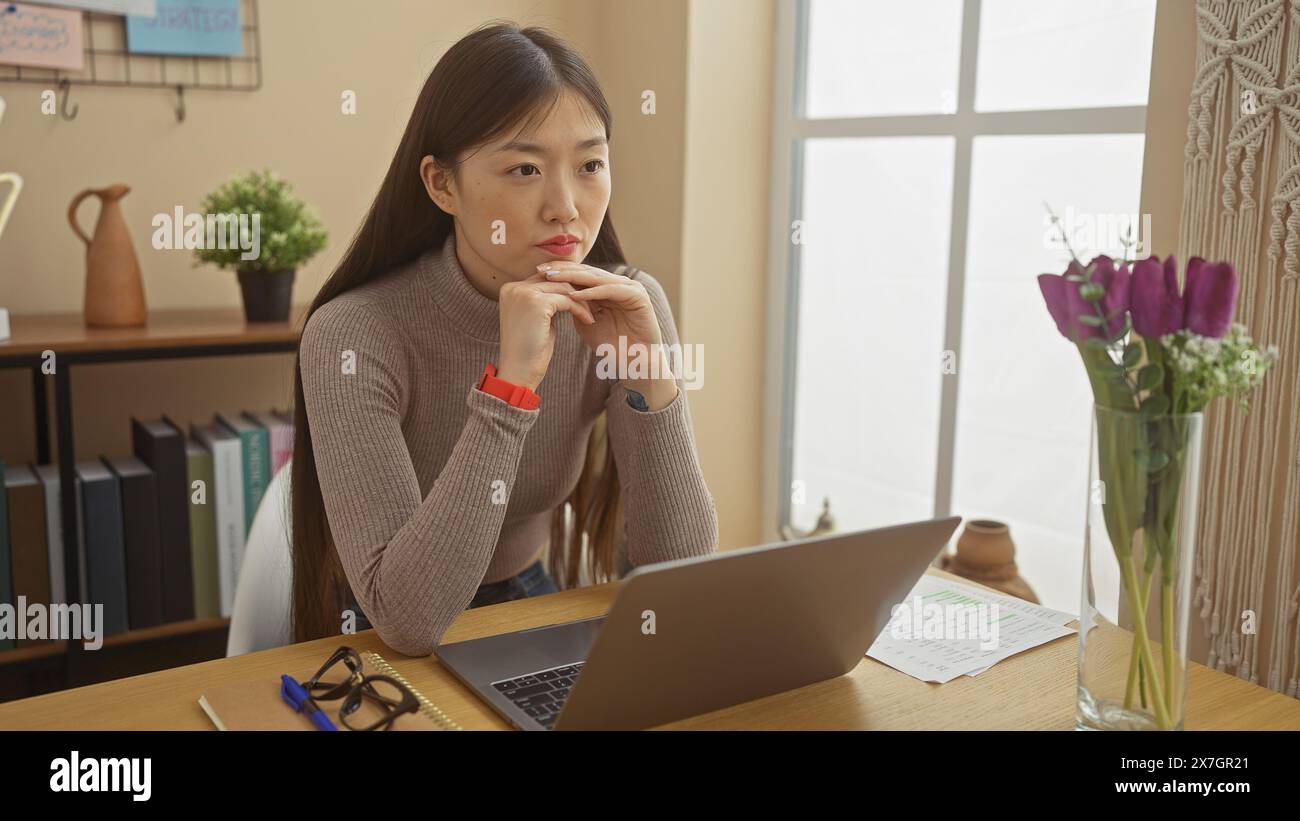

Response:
(420, 155), (456, 215)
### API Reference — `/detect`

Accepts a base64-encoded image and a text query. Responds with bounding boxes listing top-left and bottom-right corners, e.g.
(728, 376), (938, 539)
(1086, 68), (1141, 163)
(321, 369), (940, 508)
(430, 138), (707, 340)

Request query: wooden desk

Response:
(1, 569), (1298, 730)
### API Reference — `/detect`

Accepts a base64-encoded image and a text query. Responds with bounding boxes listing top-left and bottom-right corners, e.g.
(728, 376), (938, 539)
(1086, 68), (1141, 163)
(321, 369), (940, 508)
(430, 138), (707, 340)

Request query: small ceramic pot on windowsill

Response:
(941, 519), (1039, 604)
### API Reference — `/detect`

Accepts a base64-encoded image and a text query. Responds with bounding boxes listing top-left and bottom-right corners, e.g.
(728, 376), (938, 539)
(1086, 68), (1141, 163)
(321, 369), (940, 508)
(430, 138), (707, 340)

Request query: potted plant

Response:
(194, 169), (327, 322)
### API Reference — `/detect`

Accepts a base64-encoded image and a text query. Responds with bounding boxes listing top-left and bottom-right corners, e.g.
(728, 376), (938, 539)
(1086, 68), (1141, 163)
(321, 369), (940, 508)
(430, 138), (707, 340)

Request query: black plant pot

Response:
(237, 269), (295, 322)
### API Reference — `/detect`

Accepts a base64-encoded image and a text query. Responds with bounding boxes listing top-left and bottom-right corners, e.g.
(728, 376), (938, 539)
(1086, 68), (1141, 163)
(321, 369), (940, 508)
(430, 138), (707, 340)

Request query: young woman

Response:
(291, 22), (718, 657)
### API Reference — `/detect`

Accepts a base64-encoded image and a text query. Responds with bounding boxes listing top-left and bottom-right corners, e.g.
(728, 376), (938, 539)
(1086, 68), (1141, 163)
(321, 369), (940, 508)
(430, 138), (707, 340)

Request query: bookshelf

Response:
(0, 306), (304, 698)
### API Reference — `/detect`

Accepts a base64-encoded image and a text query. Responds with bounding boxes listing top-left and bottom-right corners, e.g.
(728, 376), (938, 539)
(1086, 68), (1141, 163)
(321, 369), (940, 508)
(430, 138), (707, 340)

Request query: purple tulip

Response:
(1184, 257), (1238, 338)
(1130, 255), (1185, 338)
(1038, 255), (1131, 341)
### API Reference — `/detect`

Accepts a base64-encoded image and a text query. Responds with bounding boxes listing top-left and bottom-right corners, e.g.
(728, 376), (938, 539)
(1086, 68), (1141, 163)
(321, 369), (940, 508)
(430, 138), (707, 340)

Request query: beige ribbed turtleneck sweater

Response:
(298, 231), (718, 656)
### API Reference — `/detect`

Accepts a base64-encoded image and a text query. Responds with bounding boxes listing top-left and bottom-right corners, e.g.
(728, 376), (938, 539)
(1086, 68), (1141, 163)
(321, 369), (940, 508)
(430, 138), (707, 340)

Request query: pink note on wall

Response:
(0, 2), (86, 71)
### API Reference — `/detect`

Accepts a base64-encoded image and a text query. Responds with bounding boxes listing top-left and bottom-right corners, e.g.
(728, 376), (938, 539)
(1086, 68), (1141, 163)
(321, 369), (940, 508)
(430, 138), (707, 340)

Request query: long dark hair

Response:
(290, 21), (627, 645)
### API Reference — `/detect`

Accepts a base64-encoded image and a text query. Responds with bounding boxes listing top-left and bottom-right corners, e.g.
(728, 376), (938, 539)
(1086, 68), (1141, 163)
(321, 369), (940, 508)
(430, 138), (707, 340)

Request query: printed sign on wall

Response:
(126, 0), (241, 57)
(0, 2), (85, 71)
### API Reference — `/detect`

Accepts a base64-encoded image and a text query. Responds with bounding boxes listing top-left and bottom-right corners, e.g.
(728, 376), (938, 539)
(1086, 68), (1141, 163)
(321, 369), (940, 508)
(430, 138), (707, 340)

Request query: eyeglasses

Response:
(301, 646), (419, 731)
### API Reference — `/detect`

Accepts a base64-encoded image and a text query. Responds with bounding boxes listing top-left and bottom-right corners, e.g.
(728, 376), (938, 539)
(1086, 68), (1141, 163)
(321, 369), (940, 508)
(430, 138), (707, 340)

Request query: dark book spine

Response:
(114, 463), (163, 630)
(0, 458), (10, 651)
(82, 471), (130, 636)
(7, 478), (50, 647)
(134, 419), (196, 623)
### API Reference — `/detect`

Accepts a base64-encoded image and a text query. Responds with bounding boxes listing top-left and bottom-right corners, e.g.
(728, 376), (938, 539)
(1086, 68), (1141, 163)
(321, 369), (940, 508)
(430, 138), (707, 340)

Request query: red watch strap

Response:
(477, 362), (541, 410)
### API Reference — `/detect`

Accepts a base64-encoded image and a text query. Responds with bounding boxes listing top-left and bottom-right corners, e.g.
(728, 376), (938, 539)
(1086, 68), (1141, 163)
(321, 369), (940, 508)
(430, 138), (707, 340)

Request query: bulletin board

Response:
(0, 0), (262, 120)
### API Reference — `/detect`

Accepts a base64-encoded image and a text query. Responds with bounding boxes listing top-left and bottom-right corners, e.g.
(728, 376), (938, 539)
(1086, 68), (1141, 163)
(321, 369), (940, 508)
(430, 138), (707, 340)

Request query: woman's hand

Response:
(495, 271), (596, 392)
(539, 261), (679, 410)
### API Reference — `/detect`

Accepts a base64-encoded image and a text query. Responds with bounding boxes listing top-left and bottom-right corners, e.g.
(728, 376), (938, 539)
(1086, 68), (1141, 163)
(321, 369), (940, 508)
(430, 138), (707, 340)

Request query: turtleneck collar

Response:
(421, 230), (504, 343)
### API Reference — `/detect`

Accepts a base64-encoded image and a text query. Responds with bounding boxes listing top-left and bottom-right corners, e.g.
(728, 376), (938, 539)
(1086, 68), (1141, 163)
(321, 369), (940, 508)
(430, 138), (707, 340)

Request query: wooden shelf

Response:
(0, 618), (235, 703)
(0, 617), (230, 660)
(0, 305), (301, 698)
(0, 305), (309, 362)
(0, 640), (68, 668)
(101, 617), (232, 650)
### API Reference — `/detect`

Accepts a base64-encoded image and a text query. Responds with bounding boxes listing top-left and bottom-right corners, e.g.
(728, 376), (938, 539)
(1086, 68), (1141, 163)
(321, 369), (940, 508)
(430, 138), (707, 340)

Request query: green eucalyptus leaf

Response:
(1135, 447), (1170, 472)
(1103, 361), (1131, 383)
(1140, 393), (1170, 415)
(1079, 283), (1106, 302)
(1122, 343), (1142, 367)
(1137, 364), (1164, 391)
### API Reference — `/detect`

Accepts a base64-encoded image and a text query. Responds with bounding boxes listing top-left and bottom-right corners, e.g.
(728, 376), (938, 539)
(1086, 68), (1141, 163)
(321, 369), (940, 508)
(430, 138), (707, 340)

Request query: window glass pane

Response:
(805, 0), (963, 118)
(790, 137), (955, 533)
(953, 134), (1146, 612)
(975, 0), (1157, 112)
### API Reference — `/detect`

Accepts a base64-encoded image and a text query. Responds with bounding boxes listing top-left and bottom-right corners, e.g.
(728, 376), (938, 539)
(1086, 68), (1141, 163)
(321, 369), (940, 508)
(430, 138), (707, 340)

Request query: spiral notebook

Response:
(199, 650), (462, 731)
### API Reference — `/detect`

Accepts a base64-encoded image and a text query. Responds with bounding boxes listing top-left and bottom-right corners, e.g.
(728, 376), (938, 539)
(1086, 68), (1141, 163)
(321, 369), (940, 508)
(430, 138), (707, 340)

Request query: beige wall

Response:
(0, 0), (771, 552)
(586, 0), (689, 312)
(1139, 0), (1196, 261)
(679, 0), (773, 551)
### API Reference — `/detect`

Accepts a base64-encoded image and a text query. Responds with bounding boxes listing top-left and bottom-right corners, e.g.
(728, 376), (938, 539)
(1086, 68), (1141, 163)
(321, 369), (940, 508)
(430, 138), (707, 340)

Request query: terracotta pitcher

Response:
(68, 184), (147, 327)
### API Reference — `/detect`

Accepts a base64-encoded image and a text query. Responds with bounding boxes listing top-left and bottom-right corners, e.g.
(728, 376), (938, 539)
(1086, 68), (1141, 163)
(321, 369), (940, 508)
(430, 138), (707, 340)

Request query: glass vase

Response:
(1077, 404), (1204, 730)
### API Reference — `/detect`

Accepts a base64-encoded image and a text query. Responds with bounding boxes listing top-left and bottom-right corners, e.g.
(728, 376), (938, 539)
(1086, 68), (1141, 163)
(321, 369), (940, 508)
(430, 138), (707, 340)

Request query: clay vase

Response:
(941, 519), (1039, 603)
(69, 184), (147, 327)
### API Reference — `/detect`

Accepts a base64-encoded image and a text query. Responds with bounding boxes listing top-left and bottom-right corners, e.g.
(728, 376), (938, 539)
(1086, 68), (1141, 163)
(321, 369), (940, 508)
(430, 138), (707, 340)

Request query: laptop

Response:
(435, 515), (962, 730)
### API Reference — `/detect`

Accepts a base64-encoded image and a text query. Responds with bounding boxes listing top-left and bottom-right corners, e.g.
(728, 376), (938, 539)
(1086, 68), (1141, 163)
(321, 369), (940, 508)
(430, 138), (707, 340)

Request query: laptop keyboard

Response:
(491, 662), (585, 729)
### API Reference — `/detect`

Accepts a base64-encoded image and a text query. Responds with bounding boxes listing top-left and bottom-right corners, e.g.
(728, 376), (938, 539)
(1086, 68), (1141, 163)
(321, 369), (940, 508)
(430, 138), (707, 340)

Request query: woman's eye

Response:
(510, 160), (604, 177)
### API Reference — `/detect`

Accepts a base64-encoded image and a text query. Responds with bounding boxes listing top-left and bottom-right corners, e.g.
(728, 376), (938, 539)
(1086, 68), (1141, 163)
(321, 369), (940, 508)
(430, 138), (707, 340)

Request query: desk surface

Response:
(1, 569), (1297, 730)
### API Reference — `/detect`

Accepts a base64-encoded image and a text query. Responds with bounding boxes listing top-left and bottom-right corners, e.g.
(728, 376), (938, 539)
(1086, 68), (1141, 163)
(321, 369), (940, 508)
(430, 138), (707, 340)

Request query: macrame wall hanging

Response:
(1179, 0), (1300, 697)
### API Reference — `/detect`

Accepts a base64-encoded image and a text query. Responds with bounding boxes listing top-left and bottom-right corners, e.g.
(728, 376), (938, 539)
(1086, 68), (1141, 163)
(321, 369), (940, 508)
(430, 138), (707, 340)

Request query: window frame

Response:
(764, 0), (1150, 542)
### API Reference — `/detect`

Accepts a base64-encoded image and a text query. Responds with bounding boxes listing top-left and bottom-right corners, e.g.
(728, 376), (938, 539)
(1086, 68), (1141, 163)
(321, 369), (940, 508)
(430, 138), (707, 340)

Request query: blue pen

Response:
(280, 674), (338, 731)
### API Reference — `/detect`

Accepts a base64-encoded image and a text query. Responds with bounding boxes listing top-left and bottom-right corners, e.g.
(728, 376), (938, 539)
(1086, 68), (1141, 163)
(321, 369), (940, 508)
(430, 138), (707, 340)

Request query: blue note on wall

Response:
(126, 0), (241, 57)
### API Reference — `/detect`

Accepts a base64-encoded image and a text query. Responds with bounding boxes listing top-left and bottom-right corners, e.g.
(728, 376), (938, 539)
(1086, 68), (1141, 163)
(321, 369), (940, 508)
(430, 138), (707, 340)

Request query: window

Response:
(767, 0), (1158, 612)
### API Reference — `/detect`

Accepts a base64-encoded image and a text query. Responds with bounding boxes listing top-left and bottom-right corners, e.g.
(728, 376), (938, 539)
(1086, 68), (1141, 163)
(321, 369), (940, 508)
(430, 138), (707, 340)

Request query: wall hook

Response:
(58, 78), (78, 121)
(174, 85), (185, 122)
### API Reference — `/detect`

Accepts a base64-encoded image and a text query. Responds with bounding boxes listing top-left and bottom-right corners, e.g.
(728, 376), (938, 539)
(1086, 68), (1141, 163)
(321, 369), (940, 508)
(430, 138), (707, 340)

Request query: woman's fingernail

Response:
(545, 270), (556, 277)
